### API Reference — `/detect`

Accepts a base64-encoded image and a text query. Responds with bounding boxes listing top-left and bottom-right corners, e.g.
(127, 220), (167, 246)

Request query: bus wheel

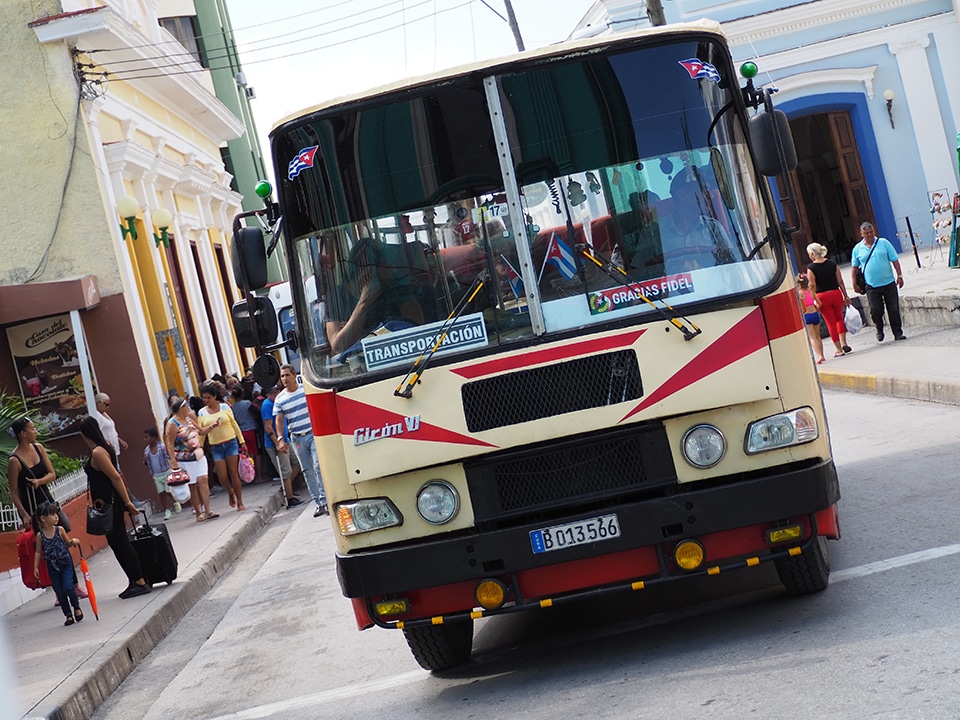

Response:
(402, 619), (473, 672)
(775, 536), (830, 595)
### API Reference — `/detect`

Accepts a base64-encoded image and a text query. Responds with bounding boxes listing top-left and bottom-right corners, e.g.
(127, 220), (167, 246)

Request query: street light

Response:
(116, 195), (140, 240)
(152, 207), (173, 248)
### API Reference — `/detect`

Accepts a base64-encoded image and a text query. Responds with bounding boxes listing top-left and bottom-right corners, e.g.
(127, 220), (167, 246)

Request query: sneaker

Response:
(164, 509), (172, 520)
(286, 496), (305, 508)
(173, 502), (182, 513)
(75, 583), (88, 599)
(119, 583), (152, 600)
(894, 334), (907, 341)
(841, 345), (852, 354)
(313, 504), (329, 517)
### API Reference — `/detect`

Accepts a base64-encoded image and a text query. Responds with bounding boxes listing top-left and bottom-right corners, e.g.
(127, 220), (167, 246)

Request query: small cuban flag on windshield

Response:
(288, 145), (319, 180)
(678, 58), (721, 84)
(539, 232), (578, 283)
(500, 255), (524, 300)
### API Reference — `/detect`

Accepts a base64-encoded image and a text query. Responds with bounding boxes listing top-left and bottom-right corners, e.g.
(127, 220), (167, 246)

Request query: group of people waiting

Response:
(7, 365), (329, 629)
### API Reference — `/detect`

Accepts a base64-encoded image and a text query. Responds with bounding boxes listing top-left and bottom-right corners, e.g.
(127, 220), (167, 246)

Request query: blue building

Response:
(573, 0), (960, 264)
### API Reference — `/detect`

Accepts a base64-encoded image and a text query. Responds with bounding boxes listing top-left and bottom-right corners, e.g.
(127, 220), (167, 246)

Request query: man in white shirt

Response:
(274, 366), (327, 516)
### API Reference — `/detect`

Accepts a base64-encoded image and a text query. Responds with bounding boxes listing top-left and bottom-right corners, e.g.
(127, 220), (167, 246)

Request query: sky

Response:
(224, 0), (598, 182)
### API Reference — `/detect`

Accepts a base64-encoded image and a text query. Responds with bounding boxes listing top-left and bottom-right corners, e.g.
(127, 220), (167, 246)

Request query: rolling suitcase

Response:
(128, 512), (178, 585)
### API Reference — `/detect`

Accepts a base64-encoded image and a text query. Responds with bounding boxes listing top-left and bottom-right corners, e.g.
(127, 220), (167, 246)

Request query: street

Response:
(92, 390), (960, 720)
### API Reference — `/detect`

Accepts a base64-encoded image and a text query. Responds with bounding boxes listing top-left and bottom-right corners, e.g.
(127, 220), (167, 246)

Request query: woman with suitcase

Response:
(78, 416), (152, 599)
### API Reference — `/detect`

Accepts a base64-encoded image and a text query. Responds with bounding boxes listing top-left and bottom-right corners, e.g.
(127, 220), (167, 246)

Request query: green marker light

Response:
(740, 61), (758, 79)
(255, 180), (273, 199)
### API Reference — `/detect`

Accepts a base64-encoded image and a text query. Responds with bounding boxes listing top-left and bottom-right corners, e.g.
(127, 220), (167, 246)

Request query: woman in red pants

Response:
(806, 243), (852, 357)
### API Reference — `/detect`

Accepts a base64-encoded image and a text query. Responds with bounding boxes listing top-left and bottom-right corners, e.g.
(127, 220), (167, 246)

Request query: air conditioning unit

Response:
(245, 86), (256, 99)
(234, 71), (247, 87)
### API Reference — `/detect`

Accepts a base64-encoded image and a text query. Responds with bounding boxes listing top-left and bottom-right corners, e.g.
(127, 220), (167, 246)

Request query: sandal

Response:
(204, 511), (220, 520)
(842, 345), (852, 354)
(74, 608), (84, 622)
(834, 351), (845, 358)
(816, 358), (825, 365)
(64, 616), (75, 626)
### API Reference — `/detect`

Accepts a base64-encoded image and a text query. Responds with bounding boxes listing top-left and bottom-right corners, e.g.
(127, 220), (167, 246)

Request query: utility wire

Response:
(98, 0), (474, 82)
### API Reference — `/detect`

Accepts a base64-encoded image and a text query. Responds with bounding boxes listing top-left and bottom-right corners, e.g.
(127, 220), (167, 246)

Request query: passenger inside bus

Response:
(630, 164), (737, 277)
(324, 235), (432, 356)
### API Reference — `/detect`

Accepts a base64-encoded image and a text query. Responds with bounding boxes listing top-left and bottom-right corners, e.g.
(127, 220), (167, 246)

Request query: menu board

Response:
(7, 314), (88, 437)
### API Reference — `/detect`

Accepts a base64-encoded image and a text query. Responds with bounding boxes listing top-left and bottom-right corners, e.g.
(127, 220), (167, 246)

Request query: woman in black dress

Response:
(78, 416), (151, 599)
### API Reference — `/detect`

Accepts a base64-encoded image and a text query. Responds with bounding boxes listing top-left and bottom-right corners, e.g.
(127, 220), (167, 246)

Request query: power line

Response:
(87, 0), (422, 68)
(99, 0), (475, 83)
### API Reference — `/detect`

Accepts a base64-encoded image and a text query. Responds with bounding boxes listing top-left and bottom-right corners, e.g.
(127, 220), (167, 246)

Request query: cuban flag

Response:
(500, 255), (524, 300)
(538, 232), (578, 283)
(678, 58), (721, 84)
(288, 145), (319, 180)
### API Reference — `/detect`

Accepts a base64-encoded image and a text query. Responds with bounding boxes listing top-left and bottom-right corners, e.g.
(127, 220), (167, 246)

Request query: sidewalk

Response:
(5, 480), (292, 720)
(817, 250), (960, 405)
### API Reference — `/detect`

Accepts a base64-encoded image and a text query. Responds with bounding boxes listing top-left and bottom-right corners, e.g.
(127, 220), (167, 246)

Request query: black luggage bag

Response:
(128, 512), (178, 585)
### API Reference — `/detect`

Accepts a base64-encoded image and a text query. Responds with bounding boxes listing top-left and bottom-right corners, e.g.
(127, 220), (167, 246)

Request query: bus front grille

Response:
(460, 349), (642, 432)
(465, 425), (676, 524)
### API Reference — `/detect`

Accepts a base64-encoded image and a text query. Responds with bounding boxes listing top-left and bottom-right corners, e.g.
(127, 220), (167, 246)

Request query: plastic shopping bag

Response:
(239, 453), (256, 484)
(844, 304), (863, 335)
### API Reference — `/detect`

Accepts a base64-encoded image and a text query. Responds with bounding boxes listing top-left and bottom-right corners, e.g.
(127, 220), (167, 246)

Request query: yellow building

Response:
(0, 0), (254, 500)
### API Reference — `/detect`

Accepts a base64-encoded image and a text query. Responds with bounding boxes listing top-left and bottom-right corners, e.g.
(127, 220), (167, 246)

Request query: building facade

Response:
(0, 0), (260, 500)
(573, 0), (960, 267)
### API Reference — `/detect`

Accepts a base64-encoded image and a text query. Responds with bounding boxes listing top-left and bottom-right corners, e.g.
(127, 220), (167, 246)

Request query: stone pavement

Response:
(2, 250), (959, 720)
(4, 480), (294, 720)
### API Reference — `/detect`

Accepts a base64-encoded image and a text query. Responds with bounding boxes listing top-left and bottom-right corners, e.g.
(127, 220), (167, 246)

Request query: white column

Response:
(888, 35), (959, 196)
(932, 23), (960, 158)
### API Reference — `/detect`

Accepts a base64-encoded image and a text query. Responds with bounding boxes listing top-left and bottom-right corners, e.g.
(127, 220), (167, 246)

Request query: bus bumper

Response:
(337, 458), (839, 629)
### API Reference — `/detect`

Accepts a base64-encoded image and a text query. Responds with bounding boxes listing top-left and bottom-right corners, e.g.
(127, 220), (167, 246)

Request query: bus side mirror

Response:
(232, 226), (269, 290)
(231, 297), (279, 348)
(749, 110), (798, 177)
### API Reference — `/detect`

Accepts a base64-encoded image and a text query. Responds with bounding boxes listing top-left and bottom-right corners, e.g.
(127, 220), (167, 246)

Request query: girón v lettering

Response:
(353, 415), (422, 446)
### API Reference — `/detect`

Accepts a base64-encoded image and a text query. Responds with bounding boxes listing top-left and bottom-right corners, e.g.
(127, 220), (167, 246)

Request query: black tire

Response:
(402, 619), (474, 672)
(775, 536), (831, 596)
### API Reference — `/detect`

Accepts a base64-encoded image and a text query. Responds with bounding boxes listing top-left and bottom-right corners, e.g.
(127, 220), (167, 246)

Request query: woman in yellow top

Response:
(197, 382), (247, 511)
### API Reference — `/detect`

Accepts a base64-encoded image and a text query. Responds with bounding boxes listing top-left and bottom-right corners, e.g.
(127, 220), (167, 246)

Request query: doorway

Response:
(782, 111), (875, 268)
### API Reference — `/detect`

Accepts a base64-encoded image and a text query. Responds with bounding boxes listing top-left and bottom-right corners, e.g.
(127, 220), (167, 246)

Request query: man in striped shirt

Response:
(274, 365), (327, 516)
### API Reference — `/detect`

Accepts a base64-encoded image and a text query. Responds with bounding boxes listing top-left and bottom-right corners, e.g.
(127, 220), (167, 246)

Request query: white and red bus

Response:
(232, 20), (840, 672)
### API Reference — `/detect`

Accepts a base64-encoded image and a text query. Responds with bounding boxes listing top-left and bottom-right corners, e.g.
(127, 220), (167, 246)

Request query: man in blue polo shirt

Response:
(274, 365), (327, 516)
(850, 221), (905, 343)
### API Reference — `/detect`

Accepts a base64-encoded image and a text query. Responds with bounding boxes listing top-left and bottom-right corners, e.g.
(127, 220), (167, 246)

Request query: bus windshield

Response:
(275, 35), (780, 383)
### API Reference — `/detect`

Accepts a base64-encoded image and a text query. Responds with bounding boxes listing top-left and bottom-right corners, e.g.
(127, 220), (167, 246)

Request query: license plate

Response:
(529, 513), (621, 554)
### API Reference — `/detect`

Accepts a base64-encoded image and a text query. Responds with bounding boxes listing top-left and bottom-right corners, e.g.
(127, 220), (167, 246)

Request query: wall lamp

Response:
(116, 195), (140, 240)
(151, 207), (173, 248)
(883, 89), (895, 129)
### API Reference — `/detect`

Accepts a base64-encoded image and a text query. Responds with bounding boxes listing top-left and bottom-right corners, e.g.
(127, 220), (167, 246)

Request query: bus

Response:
(231, 20), (840, 672)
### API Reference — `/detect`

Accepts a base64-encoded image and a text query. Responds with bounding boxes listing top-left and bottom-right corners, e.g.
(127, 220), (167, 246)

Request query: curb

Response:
(28, 488), (286, 720)
(819, 370), (960, 407)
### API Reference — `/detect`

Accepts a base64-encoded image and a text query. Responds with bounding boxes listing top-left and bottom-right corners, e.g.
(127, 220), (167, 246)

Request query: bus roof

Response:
(271, 18), (725, 134)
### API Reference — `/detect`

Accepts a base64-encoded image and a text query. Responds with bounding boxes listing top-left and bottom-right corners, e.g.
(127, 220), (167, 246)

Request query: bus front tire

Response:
(402, 618), (474, 672)
(775, 535), (830, 596)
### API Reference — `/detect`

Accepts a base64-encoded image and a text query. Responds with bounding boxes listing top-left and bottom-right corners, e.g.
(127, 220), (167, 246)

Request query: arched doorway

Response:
(776, 93), (897, 271)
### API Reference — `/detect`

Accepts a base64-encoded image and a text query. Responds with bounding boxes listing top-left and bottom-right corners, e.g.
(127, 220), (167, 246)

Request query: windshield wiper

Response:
(394, 271), (489, 399)
(576, 245), (702, 341)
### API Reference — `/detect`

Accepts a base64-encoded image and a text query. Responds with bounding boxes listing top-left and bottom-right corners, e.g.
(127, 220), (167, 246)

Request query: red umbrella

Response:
(78, 548), (99, 621)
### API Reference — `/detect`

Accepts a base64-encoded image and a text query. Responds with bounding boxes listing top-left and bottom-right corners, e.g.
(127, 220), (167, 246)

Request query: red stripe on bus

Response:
(759, 288), (803, 340)
(336, 396), (496, 447)
(620, 309), (768, 421)
(306, 391), (340, 437)
(450, 329), (646, 379)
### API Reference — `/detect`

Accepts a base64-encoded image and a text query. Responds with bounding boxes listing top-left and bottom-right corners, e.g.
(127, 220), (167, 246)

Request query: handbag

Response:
(166, 469), (191, 486)
(852, 241), (878, 295)
(86, 497), (114, 536)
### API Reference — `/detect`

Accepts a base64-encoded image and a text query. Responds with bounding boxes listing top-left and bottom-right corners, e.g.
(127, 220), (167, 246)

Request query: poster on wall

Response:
(7, 314), (89, 437)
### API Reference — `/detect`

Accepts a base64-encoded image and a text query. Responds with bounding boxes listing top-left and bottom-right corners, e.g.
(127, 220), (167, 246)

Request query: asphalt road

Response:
(93, 390), (960, 720)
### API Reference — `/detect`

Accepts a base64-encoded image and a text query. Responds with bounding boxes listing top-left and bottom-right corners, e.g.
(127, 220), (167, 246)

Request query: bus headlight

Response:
(745, 407), (819, 454)
(416, 481), (459, 525)
(336, 499), (402, 536)
(681, 424), (726, 468)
